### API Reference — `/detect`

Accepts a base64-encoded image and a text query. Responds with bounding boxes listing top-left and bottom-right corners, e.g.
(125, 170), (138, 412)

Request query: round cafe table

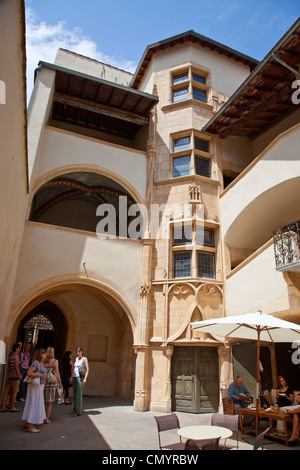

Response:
(178, 425), (232, 441)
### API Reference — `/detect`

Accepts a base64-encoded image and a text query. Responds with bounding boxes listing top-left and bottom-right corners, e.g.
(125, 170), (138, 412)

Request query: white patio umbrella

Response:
(191, 310), (300, 434)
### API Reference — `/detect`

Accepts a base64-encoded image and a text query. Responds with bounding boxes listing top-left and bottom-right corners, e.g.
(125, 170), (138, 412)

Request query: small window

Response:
(173, 87), (188, 103)
(171, 67), (209, 106)
(195, 156), (211, 178)
(173, 225), (193, 246)
(171, 133), (211, 180)
(196, 227), (214, 247)
(173, 136), (191, 153)
(192, 73), (206, 85)
(197, 252), (215, 278)
(173, 155), (190, 177)
(173, 252), (192, 278)
(194, 137), (210, 153)
(192, 88), (207, 103)
(173, 72), (188, 85)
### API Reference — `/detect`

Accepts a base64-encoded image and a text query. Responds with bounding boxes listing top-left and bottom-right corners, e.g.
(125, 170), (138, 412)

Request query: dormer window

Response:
(171, 66), (209, 104)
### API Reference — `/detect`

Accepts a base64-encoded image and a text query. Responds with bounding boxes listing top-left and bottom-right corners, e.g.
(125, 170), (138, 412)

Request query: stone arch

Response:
(224, 176), (300, 252)
(28, 170), (143, 237)
(9, 274), (137, 398)
(167, 298), (204, 343)
(9, 274), (136, 337)
(29, 164), (146, 211)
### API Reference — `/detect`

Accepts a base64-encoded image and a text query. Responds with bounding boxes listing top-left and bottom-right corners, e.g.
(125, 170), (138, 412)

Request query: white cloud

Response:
(25, 7), (136, 101)
(216, 2), (240, 22)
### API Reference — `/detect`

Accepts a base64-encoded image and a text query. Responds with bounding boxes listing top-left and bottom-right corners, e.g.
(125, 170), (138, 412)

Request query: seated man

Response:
(228, 375), (250, 415)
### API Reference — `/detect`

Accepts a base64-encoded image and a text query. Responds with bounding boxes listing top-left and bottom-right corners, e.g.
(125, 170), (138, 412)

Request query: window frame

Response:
(173, 155), (191, 178)
(173, 251), (192, 278)
(172, 223), (217, 280)
(197, 251), (215, 279)
(171, 130), (212, 179)
(171, 66), (209, 105)
(195, 155), (211, 178)
(173, 86), (189, 103)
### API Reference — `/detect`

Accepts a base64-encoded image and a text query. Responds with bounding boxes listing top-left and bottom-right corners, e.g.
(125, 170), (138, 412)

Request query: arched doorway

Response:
(17, 301), (67, 363)
(14, 282), (136, 399)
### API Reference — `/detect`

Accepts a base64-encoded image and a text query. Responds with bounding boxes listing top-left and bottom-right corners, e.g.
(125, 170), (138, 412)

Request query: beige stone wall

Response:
(54, 291), (134, 397)
(0, 0), (28, 343)
(7, 61), (145, 400)
(142, 51), (229, 411)
(54, 49), (133, 87)
(139, 44), (252, 98)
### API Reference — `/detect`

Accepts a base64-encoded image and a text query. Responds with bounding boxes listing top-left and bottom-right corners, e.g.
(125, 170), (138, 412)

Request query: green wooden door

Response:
(172, 346), (219, 413)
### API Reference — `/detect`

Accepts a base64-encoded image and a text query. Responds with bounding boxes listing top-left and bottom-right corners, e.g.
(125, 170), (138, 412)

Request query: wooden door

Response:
(172, 347), (196, 412)
(172, 346), (219, 413)
(196, 347), (219, 413)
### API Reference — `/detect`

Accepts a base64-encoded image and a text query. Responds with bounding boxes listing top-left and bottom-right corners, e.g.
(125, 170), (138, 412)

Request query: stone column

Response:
(133, 94), (157, 412)
(162, 344), (174, 412)
(218, 343), (232, 411)
(133, 345), (149, 411)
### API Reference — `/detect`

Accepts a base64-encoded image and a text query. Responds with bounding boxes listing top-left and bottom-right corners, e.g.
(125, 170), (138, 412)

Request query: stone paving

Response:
(0, 396), (299, 451)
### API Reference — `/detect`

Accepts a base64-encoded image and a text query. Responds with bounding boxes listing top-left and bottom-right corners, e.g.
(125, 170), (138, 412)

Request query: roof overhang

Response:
(131, 30), (258, 89)
(202, 18), (300, 139)
(35, 61), (159, 140)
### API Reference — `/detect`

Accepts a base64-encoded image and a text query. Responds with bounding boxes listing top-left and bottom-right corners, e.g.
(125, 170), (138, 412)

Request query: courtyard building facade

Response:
(1, 1), (300, 414)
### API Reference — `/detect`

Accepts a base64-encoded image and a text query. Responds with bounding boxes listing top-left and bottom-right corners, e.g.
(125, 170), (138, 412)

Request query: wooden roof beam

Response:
(54, 92), (149, 126)
(271, 53), (300, 78)
(220, 82), (291, 139)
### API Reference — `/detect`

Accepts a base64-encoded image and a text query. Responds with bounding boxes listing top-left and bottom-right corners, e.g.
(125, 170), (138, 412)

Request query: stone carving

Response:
(171, 284), (193, 296)
(188, 182), (202, 203)
(198, 283), (222, 296)
(139, 282), (151, 295)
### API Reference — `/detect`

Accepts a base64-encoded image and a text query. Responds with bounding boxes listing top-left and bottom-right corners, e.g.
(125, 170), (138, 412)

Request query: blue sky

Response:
(25, 0), (300, 99)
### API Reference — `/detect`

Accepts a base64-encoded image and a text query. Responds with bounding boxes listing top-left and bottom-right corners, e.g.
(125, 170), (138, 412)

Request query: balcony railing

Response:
(273, 219), (300, 271)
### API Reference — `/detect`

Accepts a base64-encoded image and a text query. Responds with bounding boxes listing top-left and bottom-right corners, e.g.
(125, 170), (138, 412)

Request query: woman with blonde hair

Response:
(43, 347), (62, 423)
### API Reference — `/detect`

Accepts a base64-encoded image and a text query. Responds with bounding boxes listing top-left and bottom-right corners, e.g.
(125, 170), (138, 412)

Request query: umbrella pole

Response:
(255, 328), (261, 436)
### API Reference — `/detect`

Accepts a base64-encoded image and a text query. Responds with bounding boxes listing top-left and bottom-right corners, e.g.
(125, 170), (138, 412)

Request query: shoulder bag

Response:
(24, 362), (41, 385)
(47, 368), (58, 385)
(24, 375), (40, 385)
(78, 357), (87, 378)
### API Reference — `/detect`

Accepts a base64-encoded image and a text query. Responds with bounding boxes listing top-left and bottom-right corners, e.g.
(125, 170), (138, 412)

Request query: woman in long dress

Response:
(22, 349), (47, 433)
(43, 347), (62, 423)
